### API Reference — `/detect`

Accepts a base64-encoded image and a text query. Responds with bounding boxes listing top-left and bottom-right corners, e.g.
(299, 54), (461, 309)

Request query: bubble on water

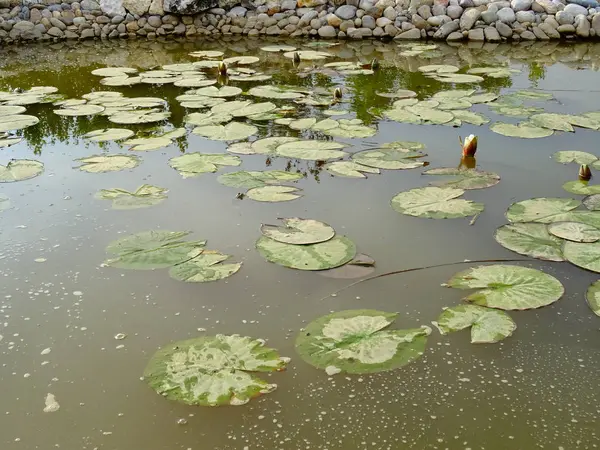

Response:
(177, 418), (188, 425)
(114, 333), (127, 340)
(41, 348), (51, 355)
(43, 393), (60, 413)
(34, 258), (46, 263)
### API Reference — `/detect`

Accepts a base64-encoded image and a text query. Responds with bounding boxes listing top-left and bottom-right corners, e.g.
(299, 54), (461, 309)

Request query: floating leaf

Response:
(249, 137), (300, 155)
(435, 73), (484, 83)
(0, 115), (39, 132)
(91, 67), (137, 77)
(468, 92), (499, 104)
(96, 184), (168, 210)
(586, 280), (600, 316)
(0, 159), (44, 182)
(451, 110), (490, 125)
(185, 111), (232, 127)
(100, 76), (141, 87)
(566, 115), (600, 130)
(583, 194), (600, 211)
(169, 153), (241, 178)
(352, 148), (426, 170)
(552, 151), (598, 165)
(383, 108), (422, 124)
(419, 64), (459, 74)
(54, 104), (104, 116)
(223, 56), (260, 65)
(317, 254), (375, 279)
(275, 140), (347, 161)
(109, 110), (169, 124)
(391, 187), (483, 219)
(322, 121), (376, 139)
(494, 223), (564, 261)
(564, 241), (600, 273)
(490, 122), (553, 139)
(563, 181), (600, 196)
(260, 218), (335, 245)
(143, 334), (288, 406)
(0, 137), (22, 148)
(256, 235), (355, 270)
(529, 113), (574, 132)
(178, 96), (226, 109)
(217, 170), (302, 189)
(212, 101), (276, 118)
(433, 304), (515, 344)
(548, 221), (600, 243)
(174, 78), (216, 88)
(324, 161), (380, 178)
(260, 45), (297, 52)
(125, 137), (172, 151)
(512, 90), (553, 100)
(433, 89), (476, 99)
(446, 265), (564, 310)
(193, 86), (242, 98)
(289, 118), (317, 130)
(246, 186), (302, 202)
(295, 310), (430, 374)
(248, 86), (305, 100)
(424, 168), (499, 190)
(506, 197), (581, 223)
(169, 251), (241, 283)
(406, 106), (454, 125)
(193, 123), (258, 141)
(0, 105), (26, 115)
(283, 50), (332, 60)
(83, 128), (134, 142)
(188, 50), (224, 58)
(75, 154), (140, 173)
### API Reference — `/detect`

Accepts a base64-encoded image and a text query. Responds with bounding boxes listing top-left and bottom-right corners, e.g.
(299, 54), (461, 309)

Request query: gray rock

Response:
(545, 16), (559, 27)
(520, 28), (537, 37)
(531, 24), (549, 37)
(362, 14), (375, 27)
(164, 0), (219, 14)
(147, 15), (161, 26)
(417, 4), (431, 18)
(473, 0), (489, 5)
(446, 4), (463, 18)
(80, 0), (100, 10)
(384, 22), (398, 34)
(80, 26), (94, 37)
(516, 10), (535, 20)
(310, 17), (321, 29)
(47, 25), (65, 36)
(593, 13), (600, 34)
(265, 24), (280, 34)
(30, 8), (41, 22)
(557, 23), (576, 31)
(484, 24), (501, 39)
(460, 0), (475, 6)
(447, 30), (464, 39)
(459, 7), (480, 29)
(433, 19), (459, 37)
(468, 26), (484, 38)
(376, 16), (391, 26)
(318, 23), (336, 36)
(511, 0), (532, 10)
(335, 4), (357, 19)
(383, 5), (397, 19)
(299, 10), (318, 25)
(281, 0), (296, 10)
(50, 17), (67, 29)
(481, 7), (497, 23)
(111, 14), (124, 23)
(556, 10), (574, 23)
(575, 12), (590, 35)
(432, 4), (446, 15)
(428, 14), (451, 25)
(497, 6), (516, 21)
(394, 26), (421, 37)
(412, 13), (428, 27)
(496, 19), (513, 34)
(229, 5), (246, 15)
(539, 20), (561, 35)
(564, 3), (587, 14)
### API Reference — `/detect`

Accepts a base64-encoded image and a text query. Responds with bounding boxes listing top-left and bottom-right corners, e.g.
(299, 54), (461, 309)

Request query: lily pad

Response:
(143, 334), (288, 406)
(100, 76), (142, 87)
(433, 304), (516, 344)
(256, 235), (355, 270)
(249, 137), (300, 155)
(564, 241), (600, 273)
(435, 74), (484, 84)
(468, 93), (499, 104)
(529, 113), (574, 132)
(324, 161), (380, 178)
(185, 112), (232, 127)
(247, 86), (305, 100)
(92, 67), (137, 77)
(450, 110), (490, 126)
(178, 96), (226, 109)
(169, 251), (242, 283)
(490, 122), (554, 139)
(446, 265), (564, 310)
(424, 168), (500, 190)
(552, 151), (598, 165)
(548, 221), (600, 243)
(217, 170), (302, 189)
(212, 101), (276, 118)
(246, 185), (302, 202)
(260, 45), (297, 52)
(125, 137), (173, 151)
(585, 280), (600, 316)
(295, 310), (431, 374)
(83, 128), (134, 142)
(0, 105), (26, 115)
(174, 78), (217, 88)
(223, 56), (260, 65)
(75, 154), (140, 173)
(194, 86), (242, 98)
(563, 181), (600, 196)
(0, 115), (39, 133)
(351, 148), (426, 170)
(275, 140), (347, 161)
(169, 153), (241, 178)
(511, 90), (553, 101)
(96, 184), (168, 210)
(188, 50), (224, 58)
(383, 108), (422, 124)
(494, 223), (564, 261)
(109, 110), (170, 124)
(0, 159), (44, 182)
(260, 218), (335, 245)
(283, 50), (332, 60)
(193, 123), (258, 141)
(506, 197), (581, 223)
(0, 137), (22, 148)
(583, 194), (600, 211)
(289, 118), (317, 130)
(391, 187), (484, 219)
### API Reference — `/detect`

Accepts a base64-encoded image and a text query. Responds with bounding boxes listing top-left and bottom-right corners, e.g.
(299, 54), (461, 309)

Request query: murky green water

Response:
(1, 38), (600, 450)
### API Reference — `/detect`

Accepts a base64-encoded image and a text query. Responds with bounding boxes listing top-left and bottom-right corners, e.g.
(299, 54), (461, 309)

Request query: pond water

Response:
(1, 38), (600, 450)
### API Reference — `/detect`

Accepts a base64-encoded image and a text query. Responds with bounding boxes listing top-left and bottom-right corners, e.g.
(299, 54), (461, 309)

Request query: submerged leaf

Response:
(295, 310), (430, 374)
(391, 187), (484, 219)
(434, 304), (516, 344)
(494, 223), (564, 261)
(446, 265), (564, 310)
(260, 218), (335, 245)
(144, 334), (288, 406)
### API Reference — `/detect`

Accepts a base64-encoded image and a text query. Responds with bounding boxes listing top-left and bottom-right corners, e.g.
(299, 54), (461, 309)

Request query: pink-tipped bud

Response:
(579, 164), (592, 181)
(461, 134), (478, 157)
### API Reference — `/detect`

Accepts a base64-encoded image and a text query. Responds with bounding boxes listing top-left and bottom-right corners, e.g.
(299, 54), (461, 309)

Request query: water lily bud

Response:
(218, 61), (227, 76)
(459, 156), (476, 170)
(371, 58), (380, 71)
(461, 134), (478, 157)
(579, 164), (592, 181)
(293, 52), (301, 65)
(333, 87), (343, 100)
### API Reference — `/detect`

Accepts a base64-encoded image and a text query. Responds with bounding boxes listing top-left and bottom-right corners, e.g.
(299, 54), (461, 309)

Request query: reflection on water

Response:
(1, 38), (600, 450)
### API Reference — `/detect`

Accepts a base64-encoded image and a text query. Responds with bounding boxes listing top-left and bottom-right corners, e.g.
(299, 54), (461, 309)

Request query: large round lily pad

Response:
(0, 159), (44, 182)
(548, 221), (600, 243)
(391, 187), (484, 219)
(494, 223), (564, 261)
(506, 197), (580, 223)
(446, 265), (564, 310)
(490, 122), (553, 139)
(75, 154), (140, 173)
(295, 309), (431, 374)
(424, 168), (500, 190)
(352, 148), (426, 170)
(433, 304), (516, 344)
(563, 241), (600, 274)
(552, 151), (598, 165)
(324, 161), (380, 178)
(169, 153), (241, 178)
(193, 123), (257, 141)
(144, 334), (289, 406)
(84, 128), (134, 142)
(246, 186), (303, 202)
(260, 218), (335, 245)
(256, 235), (355, 271)
(168, 251), (242, 283)
(0, 114), (39, 133)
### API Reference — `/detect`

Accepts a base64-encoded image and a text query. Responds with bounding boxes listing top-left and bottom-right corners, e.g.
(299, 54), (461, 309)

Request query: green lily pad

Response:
(174, 78), (217, 88)
(383, 108), (422, 124)
(188, 50), (224, 58)
(100, 76), (142, 87)
(91, 67), (137, 77)
(433, 304), (516, 344)
(54, 104), (104, 116)
(552, 151), (598, 165)
(168, 251), (242, 283)
(125, 137), (173, 151)
(169, 153), (241, 178)
(193, 123), (258, 141)
(275, 140), (347, 161)
(376, 89), (417, 99)
(161, 63), (198, 72)
(256, 235), (355, 270)
(322, 121), (376, 139)
(406, 106), (454, 125)
(494, 223), (564, 261)
(247, 86), (305, 100)
(583, 194), (600, 211)
(260, 45), (297, 52)
(419, 64), (459, 74)
(506, 197), (581, 223)
(435, 74), (484, 84)
(512, 90), (553, 100)
(193, 86), (242, 98)
(104, 230), (205, 270)
(0, 105), (26, 115)
(178, 95), (226, 109)
(450, 110), (490, 126)
(83, 128), (134, 142)
(289, 118), (317, 130)
(491, 105), (543, 118)
(0, 137), (22, 148)
(490, 122), (554, 139)
(143, 334), (288, 406)
(217, 170), (302, 189)
(212, 101), (276, 118)
(248, 137), (300, 155)
(424, 168), (500, 190)
(548, 221), (600, 243)
(96, 184), (168, 210)
(260, 218), (335, 245)
(352, 148), (426, 170)
(564, 238), (600, 273)
(563, 181), (600, 196)
(108, 110), (170, 124)
(585, 280), (600, 316)
(75, 154), (140, 173)
(295, 309), (431, 374)
(566, 115), (600, 130)
(468, 93), (499, 104)
(391, 187), (484, 219)
(223, 56), (260, 65)
(437, 98), (473, 110)
(283, 50), (332, 60)
(324, 161), (380, 178)
(246, 185), (302, 202)
(529, 113), (574, 132)
(447, 265), (564, 310)
(0, 115), (39, 133)
(433, 89), (476, 99)
(185, 112), (232, 127)
(0, 159), (44, 182)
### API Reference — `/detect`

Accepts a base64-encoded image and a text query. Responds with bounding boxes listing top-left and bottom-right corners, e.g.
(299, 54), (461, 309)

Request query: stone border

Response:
(1, 0), (599, 43)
